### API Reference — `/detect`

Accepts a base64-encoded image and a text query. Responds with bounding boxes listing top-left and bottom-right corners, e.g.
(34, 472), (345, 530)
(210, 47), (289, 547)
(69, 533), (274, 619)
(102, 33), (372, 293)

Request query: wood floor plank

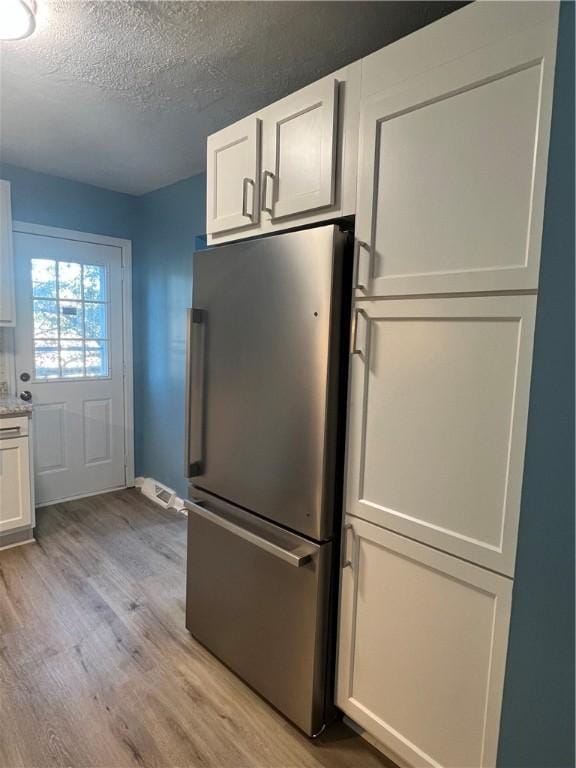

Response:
(0, 489), (394, 768)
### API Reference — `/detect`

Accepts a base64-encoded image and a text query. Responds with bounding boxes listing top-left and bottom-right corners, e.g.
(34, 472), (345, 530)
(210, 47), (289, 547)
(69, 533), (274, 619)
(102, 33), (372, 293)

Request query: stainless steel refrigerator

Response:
(185, 224), (352, 736)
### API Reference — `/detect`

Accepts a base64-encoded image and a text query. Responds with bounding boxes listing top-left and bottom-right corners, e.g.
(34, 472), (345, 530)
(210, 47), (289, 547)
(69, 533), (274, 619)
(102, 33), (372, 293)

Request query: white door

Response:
(346, 295), (536, 577)
(355, 6), (558, 297)
(261, 77), (338, 220)
(14, 231), (127, 506)
(336, 516), (512, 768)
(206, 116), (261, 236)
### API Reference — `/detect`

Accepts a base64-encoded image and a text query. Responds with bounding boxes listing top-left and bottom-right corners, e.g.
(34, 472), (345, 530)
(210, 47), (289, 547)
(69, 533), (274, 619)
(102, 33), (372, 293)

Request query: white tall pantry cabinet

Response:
(336, 4), (559, 768)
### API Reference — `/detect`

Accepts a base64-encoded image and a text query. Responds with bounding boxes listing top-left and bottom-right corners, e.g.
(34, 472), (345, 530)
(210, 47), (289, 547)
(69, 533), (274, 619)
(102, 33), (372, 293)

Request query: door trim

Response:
(11, 221), (135, 490)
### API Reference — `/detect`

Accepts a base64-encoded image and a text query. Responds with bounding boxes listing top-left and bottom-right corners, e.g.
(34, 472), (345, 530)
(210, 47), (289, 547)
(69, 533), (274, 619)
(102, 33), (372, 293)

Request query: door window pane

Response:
(32, 259), (111, 380)
(33, 299), (58, 338)
(34, 341), (60, 379)
(58, 261), (82, 300)
(85, 341), (109, 377)
(60, 341), (85, 377)
(83, 264), (106, 301)
(32, 259), (57, 298)
(84, 302), (107, 339)
(60, 301), (83, 338)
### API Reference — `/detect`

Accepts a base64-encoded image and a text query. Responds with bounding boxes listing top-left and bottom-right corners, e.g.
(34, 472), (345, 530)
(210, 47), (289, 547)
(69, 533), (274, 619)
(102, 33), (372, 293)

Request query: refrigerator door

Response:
(185, 490), (333, 736)
(188, 224), (347, 540)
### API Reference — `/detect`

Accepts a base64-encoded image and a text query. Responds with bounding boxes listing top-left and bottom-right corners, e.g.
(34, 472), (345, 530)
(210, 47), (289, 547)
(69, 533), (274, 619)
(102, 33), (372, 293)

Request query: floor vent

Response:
(141, 478), (177, 509)
(136, 477), (187, 514)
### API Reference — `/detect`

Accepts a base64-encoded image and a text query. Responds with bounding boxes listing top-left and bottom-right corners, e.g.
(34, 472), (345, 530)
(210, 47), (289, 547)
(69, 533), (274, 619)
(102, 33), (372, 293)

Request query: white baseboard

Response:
(135, 476), (187, 515)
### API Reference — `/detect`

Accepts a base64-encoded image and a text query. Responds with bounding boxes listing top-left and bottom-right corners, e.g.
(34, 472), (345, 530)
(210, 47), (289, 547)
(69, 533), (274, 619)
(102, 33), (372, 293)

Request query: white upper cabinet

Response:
(346, 294), (537, 577)
(355, 2), (559, 298)
(0, 179), (16, 327)
(261, 77), (338, 220)
(207, 62), (361, 244)
(337, 516), (512, 768)
(206, 116), (261, 236)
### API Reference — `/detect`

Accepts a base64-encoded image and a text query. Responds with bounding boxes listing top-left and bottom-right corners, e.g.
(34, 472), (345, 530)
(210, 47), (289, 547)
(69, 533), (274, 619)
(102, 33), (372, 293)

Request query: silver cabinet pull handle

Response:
(351, 309), (369, 356)
(188, 500), (316, 568)
(241, 177), (254, 219)
(342, 523), (354, 569)
(185, 308), (206, 478)
(0, 426), (21, 439)
(355, 239), (371, 290)
(261, 170), (274, 215)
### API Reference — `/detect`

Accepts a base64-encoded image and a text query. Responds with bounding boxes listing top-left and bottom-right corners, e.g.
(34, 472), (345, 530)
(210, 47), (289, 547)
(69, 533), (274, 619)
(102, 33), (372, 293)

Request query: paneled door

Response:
(206, 116), (261, 236)
(261, 77), (338, 220)
(355, 9), (558, 297)
(14, 230), (128, 505)
(336, 516), (512, 768)
(346, 295), (536, 577)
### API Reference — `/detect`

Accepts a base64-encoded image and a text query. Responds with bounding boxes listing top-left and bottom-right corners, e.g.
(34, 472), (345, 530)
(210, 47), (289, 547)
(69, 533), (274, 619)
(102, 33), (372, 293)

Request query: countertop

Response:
(0, 398), (33, 416)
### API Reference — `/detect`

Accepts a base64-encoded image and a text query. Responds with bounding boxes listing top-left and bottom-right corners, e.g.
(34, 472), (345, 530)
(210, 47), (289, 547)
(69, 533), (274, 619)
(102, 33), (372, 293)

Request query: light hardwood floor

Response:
(0, 489), (393, 768)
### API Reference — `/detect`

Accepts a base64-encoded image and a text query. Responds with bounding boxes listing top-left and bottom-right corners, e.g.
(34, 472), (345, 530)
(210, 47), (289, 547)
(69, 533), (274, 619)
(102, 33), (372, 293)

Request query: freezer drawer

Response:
(185, 491), (333, 736)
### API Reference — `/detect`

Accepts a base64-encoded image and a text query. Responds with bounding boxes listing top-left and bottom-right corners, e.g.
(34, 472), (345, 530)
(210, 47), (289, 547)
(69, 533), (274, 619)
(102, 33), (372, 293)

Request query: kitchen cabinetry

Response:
(346, 294), (536, 577)
(336, 516), (512, 768)
(261, 77), (338, 220)
(0, 179), (16, 326)
(0, 415), (33, 536)
(355, 4), (558, 298)
(207, 62), (360, 244)
(204, 2), (560, 765)
(207, 116), (261, 236)
(336, 4), (559, 768)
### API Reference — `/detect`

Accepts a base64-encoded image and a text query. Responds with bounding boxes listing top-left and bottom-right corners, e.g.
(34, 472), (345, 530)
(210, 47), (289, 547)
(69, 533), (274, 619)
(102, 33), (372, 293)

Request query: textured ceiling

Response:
(0, 1), (463, 195)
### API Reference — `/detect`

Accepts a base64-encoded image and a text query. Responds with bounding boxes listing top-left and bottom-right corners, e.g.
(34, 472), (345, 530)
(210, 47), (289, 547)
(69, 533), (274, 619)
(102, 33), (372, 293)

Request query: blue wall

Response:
(497, 4), (575, 766)
(0, 163), (137, 239)
(132, 174), (206, 498)
(0, 160), (205, 499)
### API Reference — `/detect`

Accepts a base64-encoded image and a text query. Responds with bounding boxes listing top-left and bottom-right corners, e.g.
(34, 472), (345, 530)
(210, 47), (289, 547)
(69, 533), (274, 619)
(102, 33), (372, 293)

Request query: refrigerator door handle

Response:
(185, 308), (206, 478)
(187, 500), (316, 568)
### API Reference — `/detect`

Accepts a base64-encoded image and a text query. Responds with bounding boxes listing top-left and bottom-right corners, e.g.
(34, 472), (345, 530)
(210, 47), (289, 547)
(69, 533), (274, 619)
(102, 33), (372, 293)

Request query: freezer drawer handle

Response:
(188, 500), (315, 568)
(185, 308), (206, 478)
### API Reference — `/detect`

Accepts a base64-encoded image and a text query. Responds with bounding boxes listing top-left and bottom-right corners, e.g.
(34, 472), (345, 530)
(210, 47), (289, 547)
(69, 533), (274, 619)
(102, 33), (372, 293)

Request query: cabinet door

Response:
(336, 516), (512, 768)
(262, 77), (338, 219)
(355, 10), (558, 297)
(0, 179), (15, 326)
(0, 437), (32, 533)
(346, 295), (536, 577)
(206, 116), (261, 236)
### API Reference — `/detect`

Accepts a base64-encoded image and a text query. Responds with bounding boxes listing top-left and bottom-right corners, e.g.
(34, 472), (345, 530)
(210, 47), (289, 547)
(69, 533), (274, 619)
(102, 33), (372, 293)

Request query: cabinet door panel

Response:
(0, 437), (32, 532)
(263, 78), (338, 219)
(206, 117), (260, 235)
(356, 15), (558, 297)
(0, 180), (15, 326)
(346, 295), (536, 576)
(337, 517), (512, 768)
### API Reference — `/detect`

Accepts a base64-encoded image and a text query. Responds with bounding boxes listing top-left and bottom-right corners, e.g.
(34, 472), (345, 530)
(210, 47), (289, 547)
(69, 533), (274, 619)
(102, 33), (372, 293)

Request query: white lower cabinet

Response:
(0, 416), (33, 535)
(336, 516), (512, 768)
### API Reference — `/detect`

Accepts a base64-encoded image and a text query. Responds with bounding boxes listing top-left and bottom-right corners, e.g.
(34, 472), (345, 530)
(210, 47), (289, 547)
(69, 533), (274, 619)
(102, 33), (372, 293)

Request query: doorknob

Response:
(19, 372), (30, 382)
(20, 391), (32, 402)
